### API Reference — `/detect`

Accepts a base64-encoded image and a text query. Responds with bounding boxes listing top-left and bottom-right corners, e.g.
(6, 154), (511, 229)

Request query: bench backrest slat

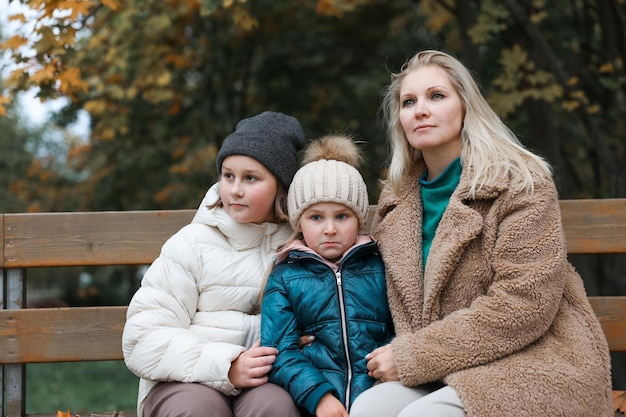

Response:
(0, 295), (623, 365)
(560, 199), (626, 254)
(3, 210), (195, 268)
(589, 296), (626, 352)
(3, 200), (626, 270)
(0, 306), (126, 363)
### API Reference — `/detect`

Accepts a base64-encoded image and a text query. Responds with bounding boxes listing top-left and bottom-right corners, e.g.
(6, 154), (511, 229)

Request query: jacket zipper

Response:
(287, 245), (376, 410)
(335, 270), (352, 410)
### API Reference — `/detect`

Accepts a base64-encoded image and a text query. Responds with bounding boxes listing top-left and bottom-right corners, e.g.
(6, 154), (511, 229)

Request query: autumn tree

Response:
(0, 86), (78, 212)
(2, 0), (421, 210)
(418, 0), (626, 198)
(0, 101), (32, 213)
(3, 0), (625, 211)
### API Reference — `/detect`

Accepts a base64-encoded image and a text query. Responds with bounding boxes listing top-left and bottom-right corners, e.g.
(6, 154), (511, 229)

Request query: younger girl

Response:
(261, 134), (394, 417)
(122, 111), (306, 417)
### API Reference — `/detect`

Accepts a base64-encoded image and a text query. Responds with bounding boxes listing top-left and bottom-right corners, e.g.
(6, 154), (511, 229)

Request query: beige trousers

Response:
(143, 381), (300, 417)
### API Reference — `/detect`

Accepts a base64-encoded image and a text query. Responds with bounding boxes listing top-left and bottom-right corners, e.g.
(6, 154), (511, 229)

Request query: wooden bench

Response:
(1, 199), (626, 417)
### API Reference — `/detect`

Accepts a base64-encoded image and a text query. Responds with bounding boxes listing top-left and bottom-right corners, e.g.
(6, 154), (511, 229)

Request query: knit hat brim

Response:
(216, 111), (306, 189)
(287, 159), (369, 230)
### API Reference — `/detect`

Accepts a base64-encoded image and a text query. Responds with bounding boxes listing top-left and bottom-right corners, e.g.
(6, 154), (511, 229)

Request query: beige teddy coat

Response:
(372, 162), (613, 417)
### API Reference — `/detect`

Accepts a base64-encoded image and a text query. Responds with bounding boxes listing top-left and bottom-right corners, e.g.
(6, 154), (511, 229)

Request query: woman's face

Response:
(398, 65), (464, 162)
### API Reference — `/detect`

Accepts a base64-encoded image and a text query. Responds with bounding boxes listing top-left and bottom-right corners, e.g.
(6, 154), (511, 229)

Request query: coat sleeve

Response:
(122, 226), (245, 395)
(391, 180), (569, 386)
(261, 271), (336, 415)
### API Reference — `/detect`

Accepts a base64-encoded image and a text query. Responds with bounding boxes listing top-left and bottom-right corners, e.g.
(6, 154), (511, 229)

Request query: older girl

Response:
(123, 111), (306, 417)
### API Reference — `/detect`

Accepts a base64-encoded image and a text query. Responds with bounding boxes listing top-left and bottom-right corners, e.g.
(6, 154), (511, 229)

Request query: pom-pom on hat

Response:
(216, 111), (306, 189)
(288, 134), (369, 230)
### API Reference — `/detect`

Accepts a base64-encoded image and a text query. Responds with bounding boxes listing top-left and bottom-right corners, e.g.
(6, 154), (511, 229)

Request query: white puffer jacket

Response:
(122, 184), (293, 417)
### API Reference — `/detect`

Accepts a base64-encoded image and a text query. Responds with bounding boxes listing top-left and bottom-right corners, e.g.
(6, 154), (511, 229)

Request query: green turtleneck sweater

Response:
(420, 157), (462, 268)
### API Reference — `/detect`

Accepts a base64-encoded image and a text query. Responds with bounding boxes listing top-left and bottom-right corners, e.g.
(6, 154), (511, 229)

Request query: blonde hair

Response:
(381, 50), (551, 196)
(257, 228), (302, 306)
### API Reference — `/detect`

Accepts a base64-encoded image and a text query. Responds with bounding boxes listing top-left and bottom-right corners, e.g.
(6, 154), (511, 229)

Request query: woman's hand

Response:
(315, 393), (349, 417)
(229, 340), (277, 388)
(366, 344), (399, 382)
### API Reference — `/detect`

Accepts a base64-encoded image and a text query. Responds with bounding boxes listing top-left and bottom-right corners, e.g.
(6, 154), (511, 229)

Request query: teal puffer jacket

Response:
(261, 240), (394, 416)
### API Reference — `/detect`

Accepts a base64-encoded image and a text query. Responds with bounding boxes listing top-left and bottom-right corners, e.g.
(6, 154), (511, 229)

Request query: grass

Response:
(26, 361), (138, 414)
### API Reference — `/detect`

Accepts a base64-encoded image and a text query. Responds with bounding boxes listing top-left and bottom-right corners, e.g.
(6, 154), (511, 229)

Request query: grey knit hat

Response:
(216, 111), (306, 189)
(287, 134), (369, 230)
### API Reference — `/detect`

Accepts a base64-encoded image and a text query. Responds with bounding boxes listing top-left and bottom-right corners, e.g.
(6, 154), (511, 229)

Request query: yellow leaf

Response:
(56, 410), (71, 417)
(101, 0), (123, 10)
(57, 27), (78, 46)
(0, 94), (11, 117)
(8, 13), (27, 23)
(156, 71), (172, 87)
(165, 53), (192, 69)
(232, 7), (258, 31)
(316, 0), (344, 17)
(31, 65), (57, 84)
(421, 1), (453, 32)
(599, 62), (614, 74)
(562, 100), (580, 111)
(58, 0), (95, 20)
(100, 127), (116, 140)
(83, 99), (108, 115)
(529, 11), (547, 24)
(57, 68), (88, 94)
(28, 0), (47, 12)
(0, 35), (29, 50)
(569, 90), (586, 100)
(3, 69), (22, 90)
(614, 390), (626, 413)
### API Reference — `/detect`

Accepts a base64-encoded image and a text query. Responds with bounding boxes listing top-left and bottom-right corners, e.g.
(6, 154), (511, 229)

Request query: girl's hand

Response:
(229, 340), (278, 388)
(299, 334), (315, 349)
(315, 393), (349, 417)
(366, 344), (399, 382)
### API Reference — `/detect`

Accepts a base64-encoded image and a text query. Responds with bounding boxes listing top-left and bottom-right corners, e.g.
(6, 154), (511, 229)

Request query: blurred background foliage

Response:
(2, 0), (625, 214)
(1, 0), (626, 412)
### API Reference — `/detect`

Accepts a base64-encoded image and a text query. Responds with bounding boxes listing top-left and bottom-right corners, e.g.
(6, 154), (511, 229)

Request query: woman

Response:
(349, 50), (613, 417)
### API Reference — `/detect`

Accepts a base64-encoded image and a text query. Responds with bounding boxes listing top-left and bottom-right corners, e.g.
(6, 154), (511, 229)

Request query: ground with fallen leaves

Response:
(615, 390), (626, 416)
(56, 411), (133, 417)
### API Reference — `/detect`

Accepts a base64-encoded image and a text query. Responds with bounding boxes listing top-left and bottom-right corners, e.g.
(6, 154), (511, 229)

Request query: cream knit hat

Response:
(287, 134), (369, 230)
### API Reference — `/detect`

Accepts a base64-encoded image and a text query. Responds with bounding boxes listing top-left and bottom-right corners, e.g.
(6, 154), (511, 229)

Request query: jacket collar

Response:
(192, 183), (293, 251)
(374, 159), (509, 325)
(276, 235), (375, 272)
(378, 159), (508, 212)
